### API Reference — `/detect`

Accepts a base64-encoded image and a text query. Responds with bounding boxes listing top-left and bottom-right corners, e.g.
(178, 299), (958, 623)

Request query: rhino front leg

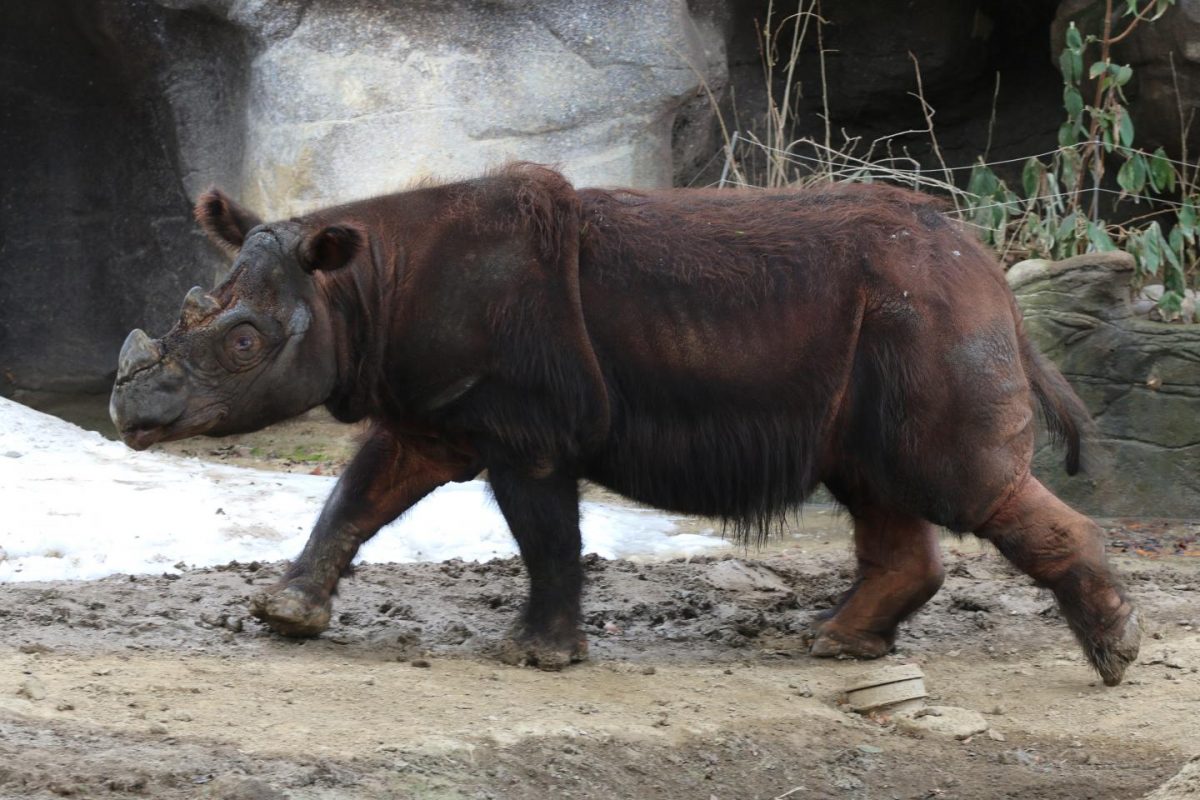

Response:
(250, 427), (476, 637)
(487, 466), (586, 671)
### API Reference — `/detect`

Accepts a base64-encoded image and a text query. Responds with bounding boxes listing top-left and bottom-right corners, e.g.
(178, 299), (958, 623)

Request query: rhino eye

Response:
(223, 323), (262, 368)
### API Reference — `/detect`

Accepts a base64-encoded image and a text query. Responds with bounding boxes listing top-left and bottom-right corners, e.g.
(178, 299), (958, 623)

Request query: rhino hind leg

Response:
(487, 466), (587, 671)
(976, 474), (1139, 686)
(810, 510), (944, 659)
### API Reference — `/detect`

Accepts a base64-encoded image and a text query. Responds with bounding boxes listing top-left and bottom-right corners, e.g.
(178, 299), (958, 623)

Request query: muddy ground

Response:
(3, 403), (1200, 799)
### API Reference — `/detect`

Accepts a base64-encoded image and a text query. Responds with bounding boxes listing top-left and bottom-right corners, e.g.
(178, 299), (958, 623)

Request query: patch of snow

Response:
(0, 398), (724, 582)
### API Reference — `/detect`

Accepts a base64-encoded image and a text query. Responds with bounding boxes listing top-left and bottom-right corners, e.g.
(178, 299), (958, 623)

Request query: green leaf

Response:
(1117, 155), (1147, 194)
(1058, 121), (1079, 148)
(1089, 61), (1108, 79)
(1143, 221), (1164, 274)
(1158, 290), (1184, 317)
(1056, 211), (1079, 245)
(967, 164), (1000, 200)
(1116, 64), (1133, 86)
(1117, 110), (1135, 149)
(1059, 49), (1077, 84)
(1169, 224), (1185, 254)
(1162, 233), (1182, 272)
(1063, 86), (1084, 119)
(1022, 158), (1044, 198)
(1148, 147), (1176, 193)
(1125, 0), (1140, 14)
(1179, 195), (1197, 241)
(1087, 221), (1118, 252)
(1066, 23), (1083, 51)
(1060, 147), (1081, 189)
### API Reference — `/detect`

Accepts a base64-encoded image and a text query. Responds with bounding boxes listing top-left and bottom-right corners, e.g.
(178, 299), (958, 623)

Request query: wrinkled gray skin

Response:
(110, 223), (339, 451)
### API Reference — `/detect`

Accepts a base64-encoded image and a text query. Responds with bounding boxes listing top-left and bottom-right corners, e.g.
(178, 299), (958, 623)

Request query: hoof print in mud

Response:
(249, 583), (332, 638)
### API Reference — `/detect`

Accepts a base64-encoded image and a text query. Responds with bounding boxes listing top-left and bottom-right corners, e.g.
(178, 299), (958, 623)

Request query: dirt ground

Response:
(3, 403), (1199, 799)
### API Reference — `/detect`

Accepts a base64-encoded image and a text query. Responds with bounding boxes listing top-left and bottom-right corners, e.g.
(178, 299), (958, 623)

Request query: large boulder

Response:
(1142, 755), (1200, 799)
(212, 0), (726, 217)
(1010, 252), (1200, 518)
(0, 0), (725, 396)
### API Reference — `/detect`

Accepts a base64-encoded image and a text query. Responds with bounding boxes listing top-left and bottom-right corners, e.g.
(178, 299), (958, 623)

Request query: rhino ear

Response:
(299, 224), (365, 273)
(194, 188), (263, 255)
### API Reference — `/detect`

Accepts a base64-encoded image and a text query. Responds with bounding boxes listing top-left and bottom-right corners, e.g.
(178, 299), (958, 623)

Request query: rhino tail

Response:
(1017, 328), (1091, 476)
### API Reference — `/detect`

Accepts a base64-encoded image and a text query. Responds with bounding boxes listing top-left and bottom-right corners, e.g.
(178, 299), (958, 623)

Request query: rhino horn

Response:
(180, 286), (221, 325)
(117, 329), (163, 379)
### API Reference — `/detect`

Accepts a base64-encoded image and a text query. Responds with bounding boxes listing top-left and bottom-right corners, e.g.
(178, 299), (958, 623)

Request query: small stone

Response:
(987, 730), (1006, 742)
(17, 677), (46, 701)
(149, 723), (168, 734)
(18, 644), (51, 655)
(641, 665), (656, 675)
(411, 659), (431, 669)
(895, 706), (988, 739)
(857, 744), (883, 754)
(92, 667), (112, 676)
(202, 776), (287, 800)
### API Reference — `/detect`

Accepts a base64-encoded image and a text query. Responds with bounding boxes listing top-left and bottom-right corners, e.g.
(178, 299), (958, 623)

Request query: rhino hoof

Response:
(1093, 608), (1141, 687)
(809, 626), (893, 660)
(249, 581), (331, 638)
(494, 630), (588, 671)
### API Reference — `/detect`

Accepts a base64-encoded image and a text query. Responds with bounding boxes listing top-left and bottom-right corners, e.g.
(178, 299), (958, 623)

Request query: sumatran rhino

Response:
(109, 164), (1140, 683)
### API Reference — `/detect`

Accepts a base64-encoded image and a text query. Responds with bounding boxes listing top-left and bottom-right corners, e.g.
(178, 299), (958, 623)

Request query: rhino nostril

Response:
(116, 329), (163, 380)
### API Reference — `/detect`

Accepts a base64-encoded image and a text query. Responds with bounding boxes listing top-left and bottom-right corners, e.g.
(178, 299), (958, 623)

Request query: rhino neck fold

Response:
(318, 237), (395, 424)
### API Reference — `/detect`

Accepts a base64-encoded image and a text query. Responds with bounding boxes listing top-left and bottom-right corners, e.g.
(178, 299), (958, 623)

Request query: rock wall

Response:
(0, 1), (244, 395)
(226, 0), (726, 218)
(1010, 253), (1200, 518)
(2, 0), (1196, 400)
(0, 0), (726, 395)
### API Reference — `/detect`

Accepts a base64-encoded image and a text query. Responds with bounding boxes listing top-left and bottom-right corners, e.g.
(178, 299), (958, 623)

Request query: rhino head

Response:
(109, 190), (364, 450)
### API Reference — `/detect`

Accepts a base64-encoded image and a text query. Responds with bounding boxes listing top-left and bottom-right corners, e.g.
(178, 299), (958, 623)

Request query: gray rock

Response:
(1010, 252), (1200, 517)
(1143, 755), (1200, 800)
(17, 677), (47, 701)
(204, 776), (288, 800)
(173, 0), (728, 218)
(894, 705), (989, 739)
(705, 559), (793, 595)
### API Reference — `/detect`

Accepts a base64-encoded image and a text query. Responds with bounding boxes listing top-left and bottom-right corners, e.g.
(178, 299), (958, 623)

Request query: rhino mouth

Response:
(120, 425), (172, 452)
(116, 408), (228, 451)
